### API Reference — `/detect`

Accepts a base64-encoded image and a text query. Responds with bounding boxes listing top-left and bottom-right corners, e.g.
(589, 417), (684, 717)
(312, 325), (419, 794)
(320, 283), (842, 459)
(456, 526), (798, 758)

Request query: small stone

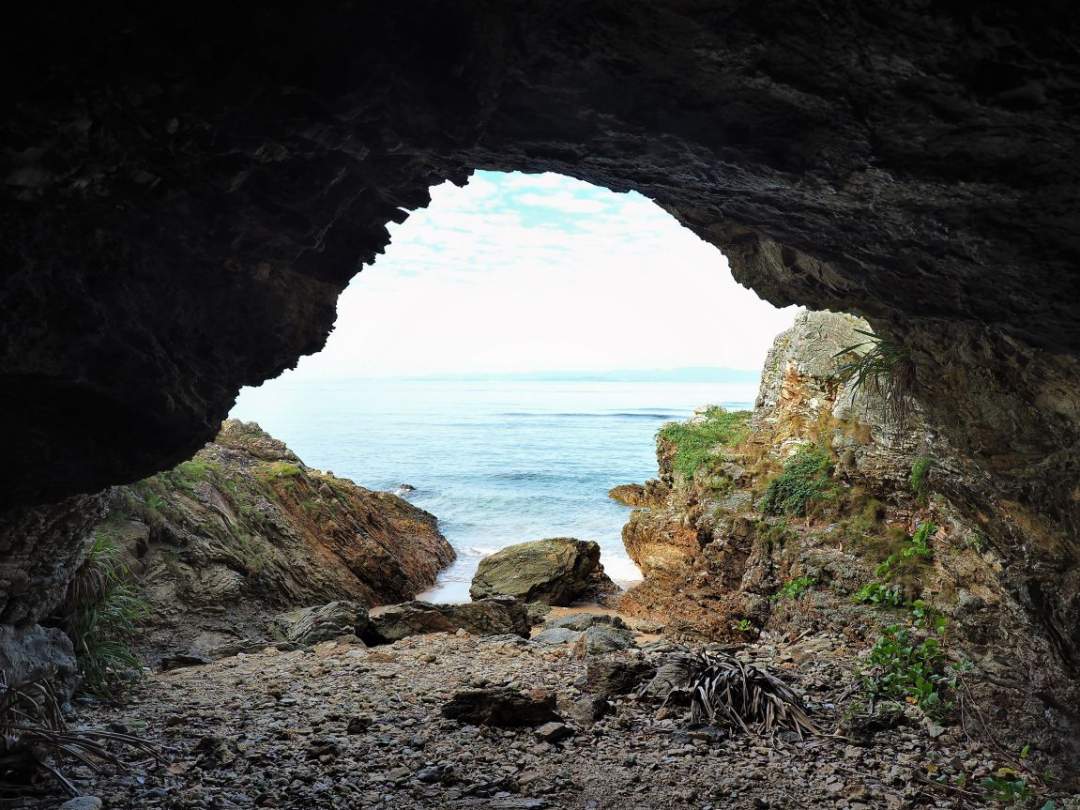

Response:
(535, 722), (574, 743)
(60, 799), (103, 810)
(346, 716), (372, 734)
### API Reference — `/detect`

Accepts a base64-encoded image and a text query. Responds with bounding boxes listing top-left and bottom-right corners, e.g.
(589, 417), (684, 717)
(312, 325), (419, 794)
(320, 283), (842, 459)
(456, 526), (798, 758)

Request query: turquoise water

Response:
(230, 379), (756, 602)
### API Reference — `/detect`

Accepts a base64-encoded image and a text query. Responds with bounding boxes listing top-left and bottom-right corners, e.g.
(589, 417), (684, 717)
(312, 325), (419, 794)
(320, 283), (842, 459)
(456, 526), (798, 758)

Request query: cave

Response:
(3, 1), (1080, 804)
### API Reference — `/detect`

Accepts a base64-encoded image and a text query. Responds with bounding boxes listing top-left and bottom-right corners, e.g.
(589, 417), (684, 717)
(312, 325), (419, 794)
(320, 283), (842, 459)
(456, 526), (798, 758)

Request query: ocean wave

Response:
(463, 545), (500, 558)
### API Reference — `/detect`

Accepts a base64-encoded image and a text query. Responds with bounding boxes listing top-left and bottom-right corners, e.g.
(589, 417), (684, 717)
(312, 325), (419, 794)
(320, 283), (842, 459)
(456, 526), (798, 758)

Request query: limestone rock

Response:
(470, 539), (615, 606)
(441, 687), (559, 727)
(534, 721), (574, 743)
(531, 627), (582, 647)
(271, 602), (369, 647)
(366, 597), (529, 643)
(607, 484), (667, 508)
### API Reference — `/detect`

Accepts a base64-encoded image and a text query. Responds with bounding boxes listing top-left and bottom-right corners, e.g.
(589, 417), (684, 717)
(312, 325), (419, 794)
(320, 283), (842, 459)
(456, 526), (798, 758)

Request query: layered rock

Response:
(619, 311), (1080, 781)
(366, 597), (530, 644)
(470, 539), (616, 606)
(76, 420), (454, 662)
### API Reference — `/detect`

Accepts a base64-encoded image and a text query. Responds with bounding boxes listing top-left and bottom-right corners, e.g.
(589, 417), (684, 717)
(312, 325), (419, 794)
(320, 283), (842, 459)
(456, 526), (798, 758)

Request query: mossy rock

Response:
(469, 538), (614, 606)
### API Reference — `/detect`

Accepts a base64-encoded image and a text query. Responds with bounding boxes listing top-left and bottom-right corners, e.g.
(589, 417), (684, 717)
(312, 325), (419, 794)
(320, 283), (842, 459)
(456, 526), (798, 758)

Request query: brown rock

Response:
(585, 658), (655, 698)
(366, 597), (529, 643)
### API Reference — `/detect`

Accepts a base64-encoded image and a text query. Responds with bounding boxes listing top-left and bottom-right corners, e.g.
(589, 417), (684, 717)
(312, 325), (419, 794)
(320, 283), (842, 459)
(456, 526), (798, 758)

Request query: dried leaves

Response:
(659, 650), (819, 739)
(0, 672), (158, 798)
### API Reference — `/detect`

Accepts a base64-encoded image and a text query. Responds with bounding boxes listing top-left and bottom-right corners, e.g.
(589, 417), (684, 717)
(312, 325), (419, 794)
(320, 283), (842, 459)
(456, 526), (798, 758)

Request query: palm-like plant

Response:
(832, 328), (917, 428)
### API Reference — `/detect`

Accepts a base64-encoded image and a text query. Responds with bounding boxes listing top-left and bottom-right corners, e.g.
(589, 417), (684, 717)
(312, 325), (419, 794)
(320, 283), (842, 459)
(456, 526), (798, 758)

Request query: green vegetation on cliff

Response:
(64, 528), (149, 695)
(761, 445), (834, 516)
(658, 407), (750, 480)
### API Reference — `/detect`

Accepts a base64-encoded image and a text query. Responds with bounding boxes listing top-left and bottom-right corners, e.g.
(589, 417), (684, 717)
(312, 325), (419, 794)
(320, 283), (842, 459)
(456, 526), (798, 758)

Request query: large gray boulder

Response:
(0, 624), (78, 696)
(366, 597), (529, 643)
(469, 538), (616, 606)
(270, 601), (368, 646)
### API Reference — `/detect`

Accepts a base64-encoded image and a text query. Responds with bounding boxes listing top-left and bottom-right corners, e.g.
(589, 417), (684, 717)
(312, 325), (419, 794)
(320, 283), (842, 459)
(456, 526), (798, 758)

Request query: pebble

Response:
(73, 629), (986, 809)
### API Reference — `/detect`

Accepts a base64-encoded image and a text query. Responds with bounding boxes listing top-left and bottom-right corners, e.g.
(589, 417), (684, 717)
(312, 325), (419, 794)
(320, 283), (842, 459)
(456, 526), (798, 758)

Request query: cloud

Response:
(279, 170), (799, 379)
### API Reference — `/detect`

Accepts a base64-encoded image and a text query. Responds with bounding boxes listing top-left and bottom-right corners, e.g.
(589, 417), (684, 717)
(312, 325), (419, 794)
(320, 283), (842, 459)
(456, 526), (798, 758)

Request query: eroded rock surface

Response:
(470, 538), (615, 606)
(367, 597), (530, 644)
(3, 3), (1080, 721)
(619, 311), (1080, 783)
(77, 420), (454, 663)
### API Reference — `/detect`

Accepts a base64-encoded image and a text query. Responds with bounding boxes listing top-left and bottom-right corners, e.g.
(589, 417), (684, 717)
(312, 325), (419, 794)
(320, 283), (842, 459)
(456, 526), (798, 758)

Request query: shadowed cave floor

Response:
(68, 629), (1011, 809)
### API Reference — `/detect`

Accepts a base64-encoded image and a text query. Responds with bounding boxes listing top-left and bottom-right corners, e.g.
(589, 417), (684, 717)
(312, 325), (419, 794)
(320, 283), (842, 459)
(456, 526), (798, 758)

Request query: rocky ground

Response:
(54, 613), (1063, 810)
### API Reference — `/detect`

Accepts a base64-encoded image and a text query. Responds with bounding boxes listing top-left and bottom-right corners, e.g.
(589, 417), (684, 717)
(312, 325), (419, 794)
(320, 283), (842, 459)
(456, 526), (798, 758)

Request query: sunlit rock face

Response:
(2, 6), (1079, 665)
(619, 311), (1080, 777)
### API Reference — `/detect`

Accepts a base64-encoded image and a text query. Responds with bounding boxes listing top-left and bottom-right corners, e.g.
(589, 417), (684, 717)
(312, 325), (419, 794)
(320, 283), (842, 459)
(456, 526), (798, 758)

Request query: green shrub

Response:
(66, 531), (149, 696)
(907, 522), (935, 556)
(853, 582), (906, 607)
(873, 521), (936, 581)
(774, 575), (816, 601)
(761, 445), (834, 516)
(978, 776), (1032, 804)
(658, 407), (751, 480)
(265, 461), (302, 479)
(862, 622), (949, 716)
(909, 456), (933, 503)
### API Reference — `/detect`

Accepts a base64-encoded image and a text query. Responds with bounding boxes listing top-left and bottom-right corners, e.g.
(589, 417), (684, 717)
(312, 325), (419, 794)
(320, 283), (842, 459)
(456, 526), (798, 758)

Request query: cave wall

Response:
(2, 3), (1079, 657)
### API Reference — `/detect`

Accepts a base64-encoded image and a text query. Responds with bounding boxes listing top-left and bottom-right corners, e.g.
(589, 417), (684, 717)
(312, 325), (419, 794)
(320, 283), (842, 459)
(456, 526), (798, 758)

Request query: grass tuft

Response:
(65, 530), (149, 696)
(761, 445), (834, 516)
(833, 328), (917, 427)
(909, 456), (933, 504)
(658, 407), (750, 481)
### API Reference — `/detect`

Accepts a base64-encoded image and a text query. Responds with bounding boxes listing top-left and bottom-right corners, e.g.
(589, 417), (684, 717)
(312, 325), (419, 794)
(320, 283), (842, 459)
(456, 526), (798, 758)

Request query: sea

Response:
(230, 378), (757, 602)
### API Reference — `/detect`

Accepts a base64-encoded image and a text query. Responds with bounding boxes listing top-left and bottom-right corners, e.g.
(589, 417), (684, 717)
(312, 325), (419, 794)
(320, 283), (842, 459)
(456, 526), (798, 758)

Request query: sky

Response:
(283, 171), (798, 379)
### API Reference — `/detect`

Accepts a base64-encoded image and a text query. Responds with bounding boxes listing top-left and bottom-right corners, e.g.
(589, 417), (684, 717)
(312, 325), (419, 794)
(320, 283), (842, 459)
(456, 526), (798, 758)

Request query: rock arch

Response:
(2, 4), (1078, 671)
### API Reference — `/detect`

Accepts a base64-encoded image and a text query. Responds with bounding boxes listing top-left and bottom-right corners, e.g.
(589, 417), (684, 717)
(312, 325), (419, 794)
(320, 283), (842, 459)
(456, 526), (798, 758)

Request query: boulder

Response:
(470, 538), (615, 605)
(572, 624), (638, 656)
(441, 687), (559, 727)
(585, 657), (656, 697)
(270, 601), (368, 646)
(0, 624), (78, 696)
(525, 602), (552, 626)
(366, 597), (529, 643)
(530, 627), (582, 647)
(544, 612), (627, 632)
(569, 695), (612, 726)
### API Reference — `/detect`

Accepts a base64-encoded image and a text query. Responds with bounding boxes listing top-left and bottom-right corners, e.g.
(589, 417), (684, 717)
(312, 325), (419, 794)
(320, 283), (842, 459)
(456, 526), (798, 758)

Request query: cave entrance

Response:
(229, 170), (796, 602)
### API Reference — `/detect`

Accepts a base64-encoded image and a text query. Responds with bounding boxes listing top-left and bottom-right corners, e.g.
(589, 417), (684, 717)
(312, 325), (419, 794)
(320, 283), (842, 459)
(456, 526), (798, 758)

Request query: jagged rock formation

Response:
(619, 311), (1080, 782)
(75, 420), (454, 662)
